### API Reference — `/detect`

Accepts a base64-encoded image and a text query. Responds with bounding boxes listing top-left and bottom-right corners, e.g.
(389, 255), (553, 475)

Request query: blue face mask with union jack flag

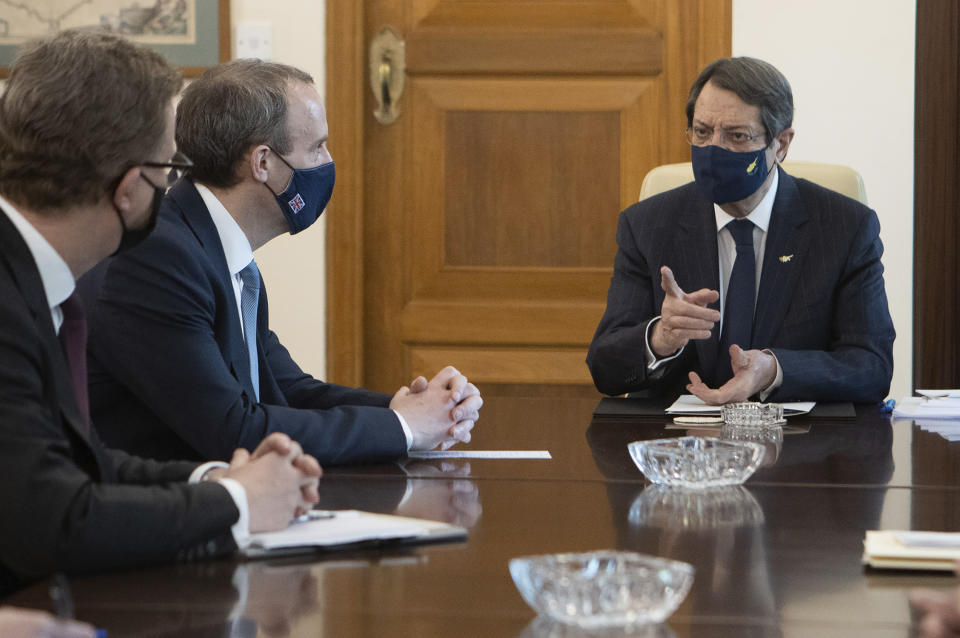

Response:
(267, 151), (335, 235)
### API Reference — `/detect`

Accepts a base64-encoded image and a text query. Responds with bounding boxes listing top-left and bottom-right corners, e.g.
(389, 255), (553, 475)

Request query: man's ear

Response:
(248, 145), (272, 184)
(774, 127), (795, 163)
(111, 167), (142, 213)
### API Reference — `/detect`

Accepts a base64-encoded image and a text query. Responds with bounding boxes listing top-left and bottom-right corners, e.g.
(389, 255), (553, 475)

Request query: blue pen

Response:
(880, 398), (895, 414)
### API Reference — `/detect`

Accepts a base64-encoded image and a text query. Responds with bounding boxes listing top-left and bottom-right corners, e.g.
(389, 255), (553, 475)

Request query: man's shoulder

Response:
(788, 174), (876, 222)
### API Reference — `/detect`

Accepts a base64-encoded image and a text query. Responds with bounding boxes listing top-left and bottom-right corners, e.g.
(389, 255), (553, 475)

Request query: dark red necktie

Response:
(59, 293), (90, 431)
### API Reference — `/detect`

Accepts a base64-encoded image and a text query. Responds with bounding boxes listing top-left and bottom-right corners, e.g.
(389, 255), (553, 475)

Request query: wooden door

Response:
(326, 0), (730, 393)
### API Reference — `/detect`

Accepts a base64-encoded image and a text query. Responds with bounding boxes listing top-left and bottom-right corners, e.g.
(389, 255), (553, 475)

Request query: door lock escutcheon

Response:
(369, 26), (405, 125)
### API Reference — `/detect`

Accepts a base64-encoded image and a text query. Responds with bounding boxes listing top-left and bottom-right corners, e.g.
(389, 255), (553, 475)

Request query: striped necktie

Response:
(239, 260), (261, 400)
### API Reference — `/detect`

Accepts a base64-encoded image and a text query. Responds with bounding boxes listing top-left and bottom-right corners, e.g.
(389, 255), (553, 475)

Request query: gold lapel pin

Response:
(779, 254), (794, 263)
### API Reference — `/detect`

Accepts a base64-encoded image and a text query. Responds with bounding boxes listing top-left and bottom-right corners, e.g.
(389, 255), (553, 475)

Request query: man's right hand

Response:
(223, 435), (322, 533)
(390, 366), (482, 451)
(649, 265), (721, 357)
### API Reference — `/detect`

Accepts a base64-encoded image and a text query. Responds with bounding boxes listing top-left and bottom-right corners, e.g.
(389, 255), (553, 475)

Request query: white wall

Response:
(230, 0), (328, 378)
(733, 0), (916, 399)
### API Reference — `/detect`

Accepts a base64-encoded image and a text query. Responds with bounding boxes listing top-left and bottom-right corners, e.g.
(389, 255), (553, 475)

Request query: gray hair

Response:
(685, 57), (794, 144)
(0, 29), (181, 211)
(176, 59), (314, 188)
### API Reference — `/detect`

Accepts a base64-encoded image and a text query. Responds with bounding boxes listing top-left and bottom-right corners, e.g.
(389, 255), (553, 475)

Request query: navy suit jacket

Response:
(0, 210), (237, 595)
(84, 179), (407, 465)
(586, 170), (895, 402)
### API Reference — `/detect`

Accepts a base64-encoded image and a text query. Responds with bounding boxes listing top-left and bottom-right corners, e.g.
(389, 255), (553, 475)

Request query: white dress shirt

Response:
(0, 195), (252, 548)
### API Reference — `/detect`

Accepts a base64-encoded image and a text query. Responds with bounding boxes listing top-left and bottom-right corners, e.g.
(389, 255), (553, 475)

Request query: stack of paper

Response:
(863, 530), (960, 571)
(893, 395), (960, 420)
(244, 510), (466, 558)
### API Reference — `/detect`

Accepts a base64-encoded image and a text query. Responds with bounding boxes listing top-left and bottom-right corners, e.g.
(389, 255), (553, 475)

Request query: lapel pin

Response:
(778, 254), (793, 263)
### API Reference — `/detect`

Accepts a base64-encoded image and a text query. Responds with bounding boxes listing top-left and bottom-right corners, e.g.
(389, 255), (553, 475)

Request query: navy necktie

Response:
(714, 219), (755, 386)
(59, 293), (90, 431)
(239, 260), (261, 401)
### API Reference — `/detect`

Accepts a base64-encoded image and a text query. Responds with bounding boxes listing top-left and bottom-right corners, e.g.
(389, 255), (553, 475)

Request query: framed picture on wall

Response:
(0, 0), (230, 78)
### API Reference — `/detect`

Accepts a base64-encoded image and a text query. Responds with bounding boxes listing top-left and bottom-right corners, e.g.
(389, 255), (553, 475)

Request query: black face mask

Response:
(112, 174), (163, 255)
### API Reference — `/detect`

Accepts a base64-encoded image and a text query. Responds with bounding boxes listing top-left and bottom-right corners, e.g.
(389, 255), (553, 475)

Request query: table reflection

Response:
(585, 417), (894, 486)
(629, 486), (764, 530)
(518, 616), (677, 638)
(320, 460), (482, 529)
(5, 559), (318, 638)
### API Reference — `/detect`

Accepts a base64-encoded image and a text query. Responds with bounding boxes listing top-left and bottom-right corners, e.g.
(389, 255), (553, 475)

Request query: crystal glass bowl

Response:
(628, 436), (764, 488)
(721, 402), (785, 426)
(509, 551), (694, 627)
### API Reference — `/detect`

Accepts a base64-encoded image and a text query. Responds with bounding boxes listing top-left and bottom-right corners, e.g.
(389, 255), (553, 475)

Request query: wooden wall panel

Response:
(913, 0), (960, 388)
(444, 111), (621, 268)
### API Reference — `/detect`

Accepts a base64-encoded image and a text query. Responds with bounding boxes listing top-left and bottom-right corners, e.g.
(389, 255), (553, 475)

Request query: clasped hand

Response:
(652, 266), (776, 405)
(221, 432), (322, 533)
(390, 366), (483, 451)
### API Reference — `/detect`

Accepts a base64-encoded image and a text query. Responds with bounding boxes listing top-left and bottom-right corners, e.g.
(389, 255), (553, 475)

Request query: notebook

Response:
(243, 510), (467, 558)
(863, 530), (960, 571)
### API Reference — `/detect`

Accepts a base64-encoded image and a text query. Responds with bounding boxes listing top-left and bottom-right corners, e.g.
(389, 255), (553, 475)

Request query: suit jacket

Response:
(0, 210), (237, 596)
(586, 171), (895, 402)
(84, 179), (406, 465)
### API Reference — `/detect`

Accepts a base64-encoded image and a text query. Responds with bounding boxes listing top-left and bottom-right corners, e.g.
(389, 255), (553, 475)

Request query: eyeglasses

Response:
(686, 126), (766, 152)
(140, 151), (193, 185)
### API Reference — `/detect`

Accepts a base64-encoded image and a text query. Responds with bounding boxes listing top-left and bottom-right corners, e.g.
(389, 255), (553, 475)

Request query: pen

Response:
(50, 572), (108, 638)
(294, 510), (337, 523)
(880, 398), (895, 414)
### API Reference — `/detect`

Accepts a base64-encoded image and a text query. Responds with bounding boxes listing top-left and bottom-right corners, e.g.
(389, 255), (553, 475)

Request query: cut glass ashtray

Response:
(720, 402), (785, 426)
(628, 436), (764, 488)
(509, 551), (694, 628)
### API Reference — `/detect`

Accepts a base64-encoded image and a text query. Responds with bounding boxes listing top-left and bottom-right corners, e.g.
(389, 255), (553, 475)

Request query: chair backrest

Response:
(638, 160), (868, 205)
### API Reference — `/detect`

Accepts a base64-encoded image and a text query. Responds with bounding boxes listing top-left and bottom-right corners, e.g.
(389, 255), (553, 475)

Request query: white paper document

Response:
(863, 530), (960, 571)
(244, 510), (465, 557)
(407, 450), (552, 460)
(665, 394), (815, 416)
(893, 396), (960, 420)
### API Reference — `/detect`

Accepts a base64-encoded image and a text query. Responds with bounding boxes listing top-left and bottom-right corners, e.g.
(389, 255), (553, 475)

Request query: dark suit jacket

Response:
(84, 179), (406, 465)
(586, 170), (895, 402)
(0, 210), (237, 596)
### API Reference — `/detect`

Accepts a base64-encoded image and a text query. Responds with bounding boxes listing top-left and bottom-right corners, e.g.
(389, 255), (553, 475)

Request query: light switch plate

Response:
(236, 23), (272, 60)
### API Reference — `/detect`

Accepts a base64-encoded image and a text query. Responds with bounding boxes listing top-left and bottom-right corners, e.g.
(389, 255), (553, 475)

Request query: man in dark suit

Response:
(0, 30), (320, 596)
(84, 60), (482, 465)
(587, 57), (894, 403)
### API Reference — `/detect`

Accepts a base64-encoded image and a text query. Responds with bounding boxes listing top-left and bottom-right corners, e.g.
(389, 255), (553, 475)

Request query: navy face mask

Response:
(266, 150), (335, 235)
(690, 144), (770, 205)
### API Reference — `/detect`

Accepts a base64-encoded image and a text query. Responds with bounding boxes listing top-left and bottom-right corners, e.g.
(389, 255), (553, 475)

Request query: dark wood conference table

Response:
(6, 392), (960, 637)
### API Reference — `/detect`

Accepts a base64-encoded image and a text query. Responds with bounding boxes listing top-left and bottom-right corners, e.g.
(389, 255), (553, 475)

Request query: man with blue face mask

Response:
(587, 57), (894, 404)
(82, 60), (482, 465)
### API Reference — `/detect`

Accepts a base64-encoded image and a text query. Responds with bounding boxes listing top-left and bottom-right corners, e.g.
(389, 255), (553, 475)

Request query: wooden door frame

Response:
(326, 0), (366, 386)
(913, 0), (960, 388)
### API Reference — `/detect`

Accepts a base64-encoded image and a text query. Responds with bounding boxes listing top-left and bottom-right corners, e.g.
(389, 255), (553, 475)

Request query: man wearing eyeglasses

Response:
(0, 30), (321, 595)
(81, 59), (482, 466)
(587, 57), (894, 404)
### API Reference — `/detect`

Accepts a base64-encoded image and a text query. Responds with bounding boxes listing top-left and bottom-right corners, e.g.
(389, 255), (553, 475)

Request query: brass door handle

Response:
(370, 27), (405, 125)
